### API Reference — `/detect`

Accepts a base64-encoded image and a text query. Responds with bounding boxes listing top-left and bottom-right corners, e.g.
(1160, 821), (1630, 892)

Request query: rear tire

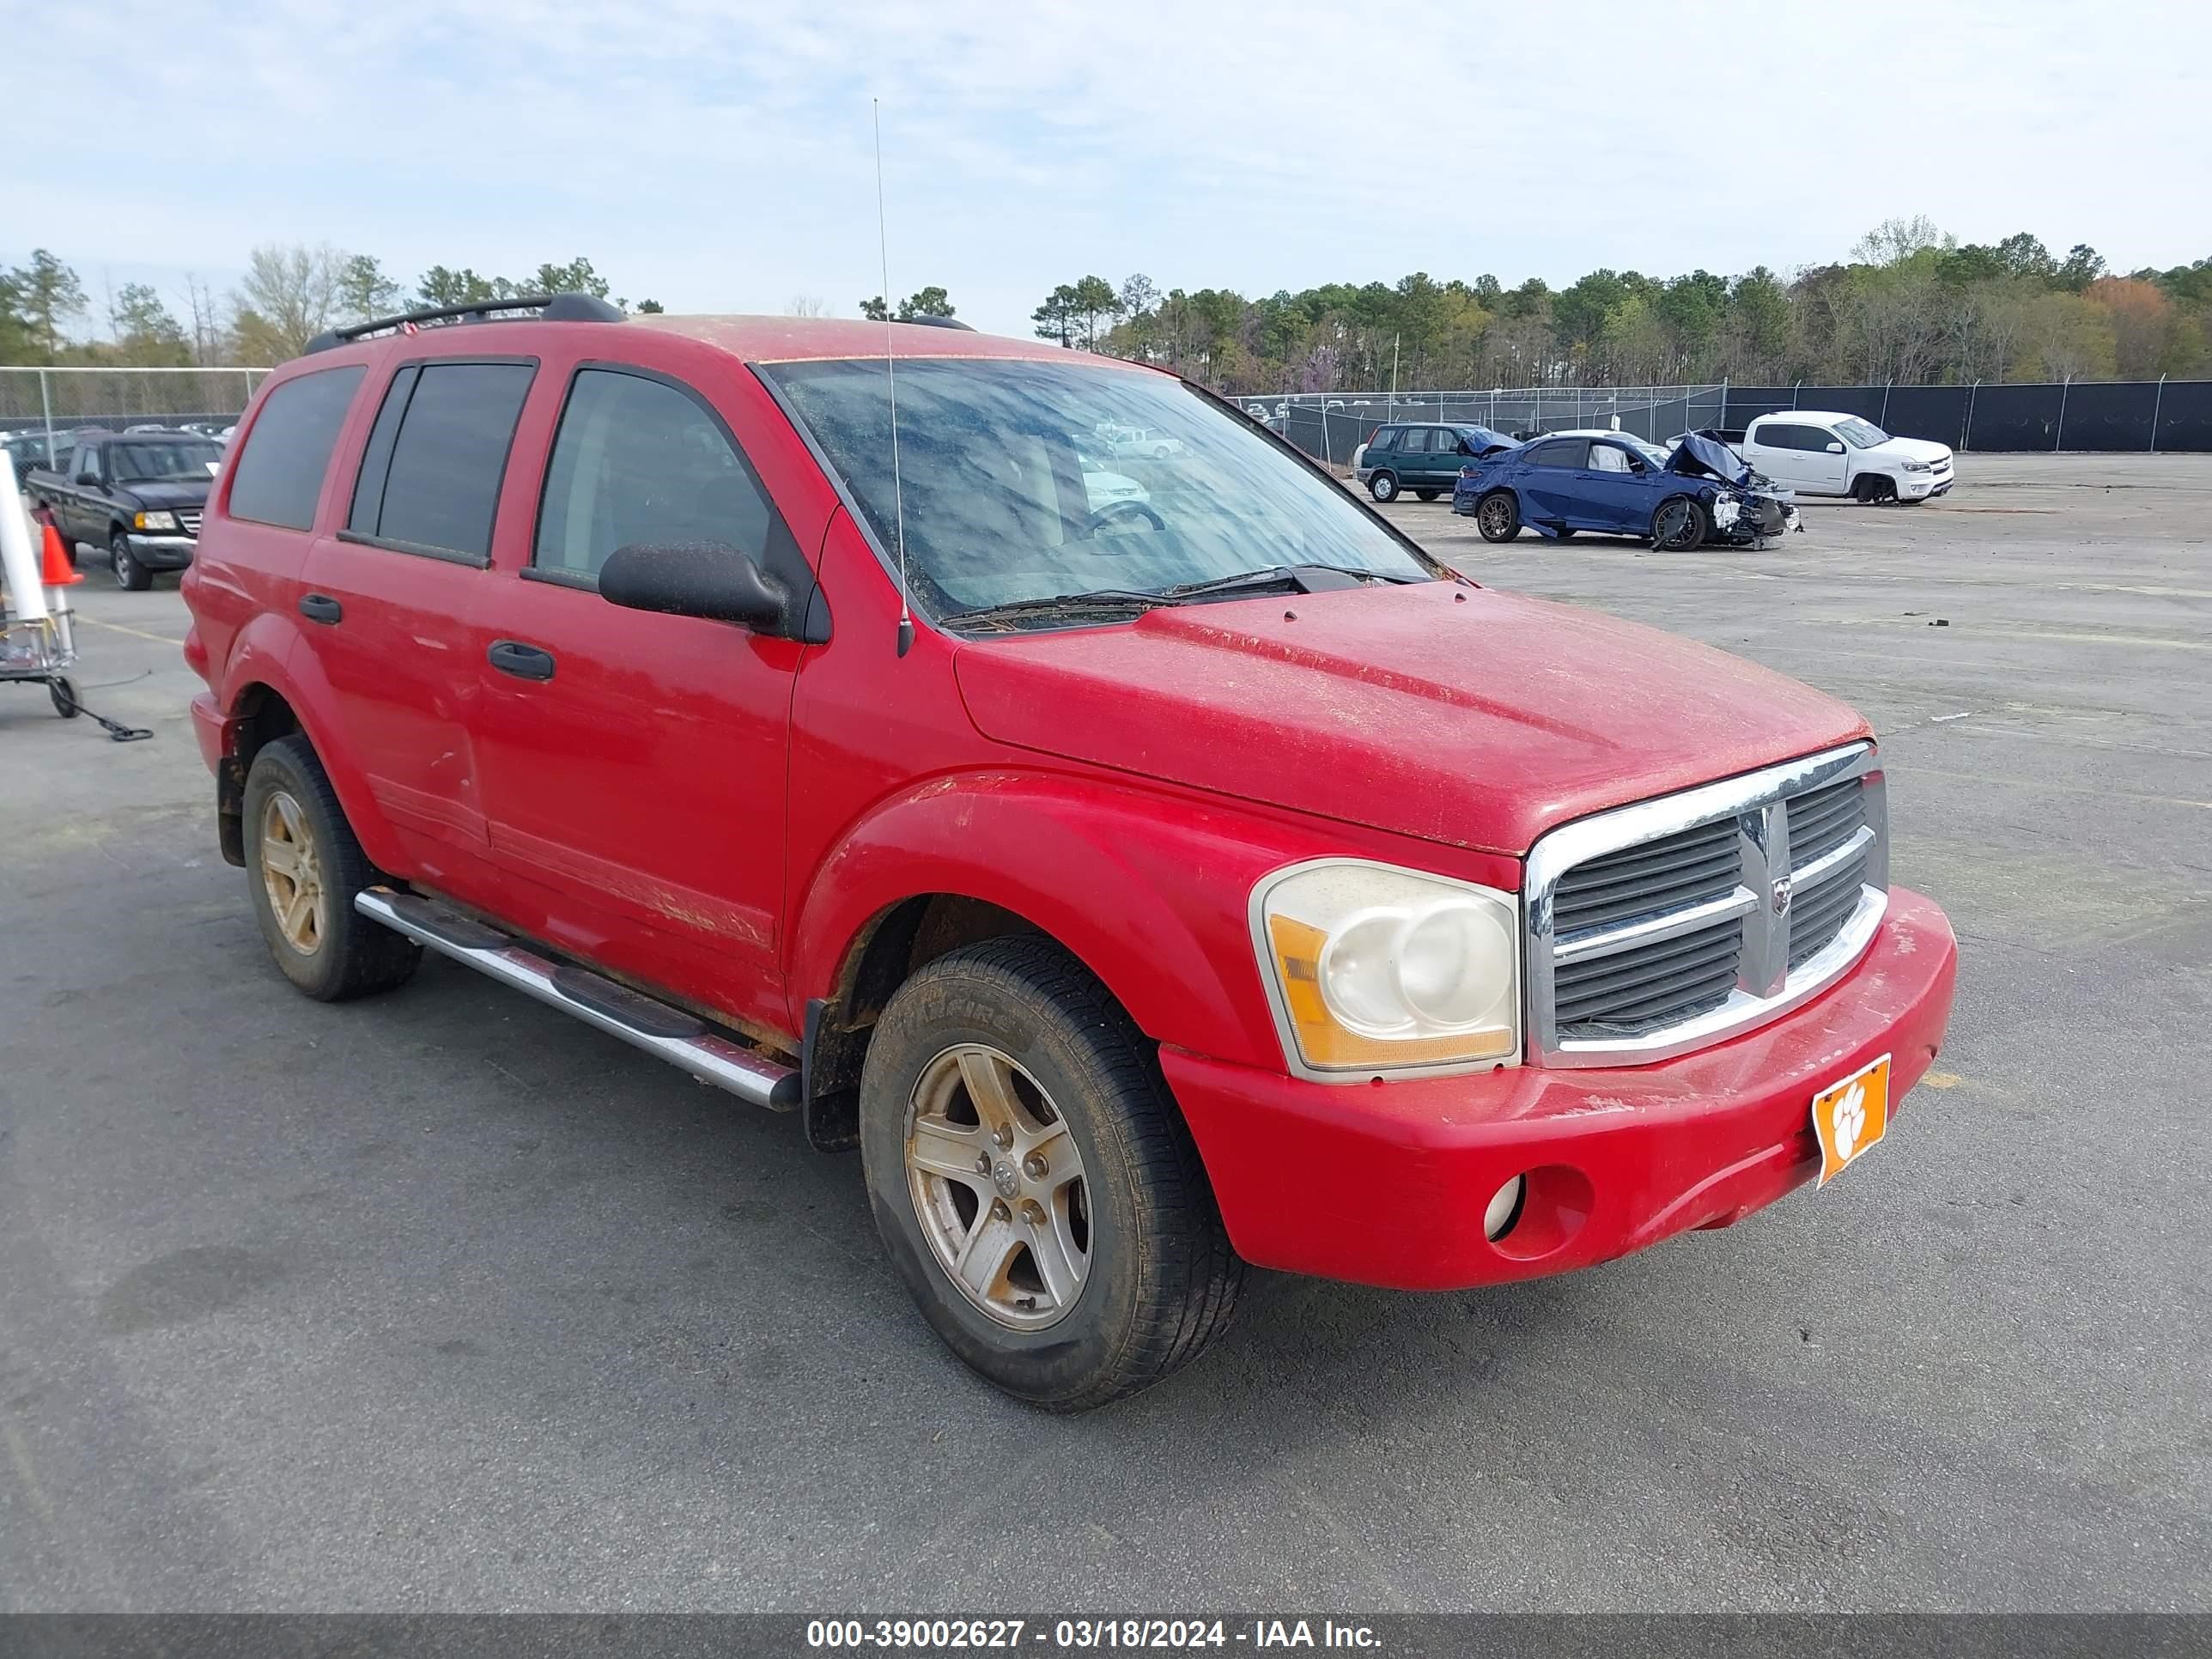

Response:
(241, 736), (422, 1001)
(50, 676), (78, 718)
(859, 937), (1245, 1412)
(1475, 490), (1521, 542)
(1368, 471), (1399, 502)
(110, 530), (152, 591)
(1413, 488), (1440, 501)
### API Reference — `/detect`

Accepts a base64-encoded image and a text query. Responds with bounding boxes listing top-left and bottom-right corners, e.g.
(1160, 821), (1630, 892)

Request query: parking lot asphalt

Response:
(3, 454), (2208, 1613)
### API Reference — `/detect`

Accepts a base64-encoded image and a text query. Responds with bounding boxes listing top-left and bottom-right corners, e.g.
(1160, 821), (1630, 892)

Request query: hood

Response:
(1461, 425), (1520, 456)
(1666, 432), (1752, 486)
(1881, 435), (1952, 463)
(113, 477), (213, 508)
(953, 582), (1868, 856)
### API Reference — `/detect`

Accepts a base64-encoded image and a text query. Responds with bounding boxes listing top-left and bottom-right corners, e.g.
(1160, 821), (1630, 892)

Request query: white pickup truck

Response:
(1737, 410), (1955, 502)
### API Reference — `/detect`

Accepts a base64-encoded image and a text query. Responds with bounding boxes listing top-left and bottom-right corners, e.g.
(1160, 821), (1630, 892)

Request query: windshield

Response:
(1626, 438), (1672, 467)
(765, 357), (1434, 619)
(1836, 417), (1890, 448)
(109, 440), (221, 481)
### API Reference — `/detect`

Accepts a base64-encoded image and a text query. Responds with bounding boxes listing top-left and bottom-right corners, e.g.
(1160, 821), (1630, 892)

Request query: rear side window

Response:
(1528, 440), (1588, 468)
(1370, 427), (1400, 451)
(347, 361), (535, 562)
(227, 365), (367, 530)
(533, 368), (775, 582)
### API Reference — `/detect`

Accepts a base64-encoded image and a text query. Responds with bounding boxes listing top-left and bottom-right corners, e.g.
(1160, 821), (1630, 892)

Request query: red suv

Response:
(181, 296), (1958, 1410)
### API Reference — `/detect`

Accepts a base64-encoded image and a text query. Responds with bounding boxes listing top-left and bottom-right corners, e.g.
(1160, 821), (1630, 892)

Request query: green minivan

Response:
(1354, 422), (1520, 502)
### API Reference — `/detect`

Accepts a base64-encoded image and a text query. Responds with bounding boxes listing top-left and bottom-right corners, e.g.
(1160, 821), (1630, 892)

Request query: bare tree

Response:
(230, 243), (346, 361)
(786, 295), (829, 317)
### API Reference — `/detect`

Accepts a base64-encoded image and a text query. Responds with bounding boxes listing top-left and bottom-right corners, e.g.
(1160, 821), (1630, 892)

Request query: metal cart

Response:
(0, 597), (78, 719)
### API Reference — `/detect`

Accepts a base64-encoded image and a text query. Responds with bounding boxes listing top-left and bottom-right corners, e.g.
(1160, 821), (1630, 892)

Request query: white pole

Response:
(38, 368), (55, 466)
(2148, 374), (2166, 453)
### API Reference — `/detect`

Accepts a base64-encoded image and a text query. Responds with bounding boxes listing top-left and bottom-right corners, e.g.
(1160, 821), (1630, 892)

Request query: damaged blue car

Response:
(1451, 429), (1801, 550)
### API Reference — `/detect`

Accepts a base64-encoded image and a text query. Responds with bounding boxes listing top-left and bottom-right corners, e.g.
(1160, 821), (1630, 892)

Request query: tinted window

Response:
(1528, 440), (1589, 468)
(1759, 423), (1815, 451)
(1397, 428), (1431, 453)
(1371, 427), (1401, 451)
(1587, 443), (1633, 472)
(71, 443), (100, 480)
(534, 368), (774, 581)
(349, 365), (419, 532)
(227, 365), (367, 530)
(360, 362), (534, 559)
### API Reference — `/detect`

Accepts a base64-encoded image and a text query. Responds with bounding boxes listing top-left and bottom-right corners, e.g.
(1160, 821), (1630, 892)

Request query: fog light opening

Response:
(1485, 1174), (1527, 1243)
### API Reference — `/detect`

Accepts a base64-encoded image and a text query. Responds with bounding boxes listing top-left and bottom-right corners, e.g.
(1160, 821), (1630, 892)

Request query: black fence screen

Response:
(1705, 382), (2207, 453)
(1262, 380), (2210, 465)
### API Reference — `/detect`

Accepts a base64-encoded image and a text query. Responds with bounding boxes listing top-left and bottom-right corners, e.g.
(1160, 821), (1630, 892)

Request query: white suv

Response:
(1740, 412), (1954, 502)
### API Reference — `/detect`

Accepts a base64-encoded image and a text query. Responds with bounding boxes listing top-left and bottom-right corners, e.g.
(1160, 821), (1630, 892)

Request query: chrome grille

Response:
(1552, 819), (1740, 936)
(1786, 776), (1865, 866)
(1526, 744), (1889, 1066)
(177, 508), (202, 537)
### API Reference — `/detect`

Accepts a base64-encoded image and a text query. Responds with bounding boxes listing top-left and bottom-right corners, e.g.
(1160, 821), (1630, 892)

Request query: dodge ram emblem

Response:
(1772, 875), (1794, 916)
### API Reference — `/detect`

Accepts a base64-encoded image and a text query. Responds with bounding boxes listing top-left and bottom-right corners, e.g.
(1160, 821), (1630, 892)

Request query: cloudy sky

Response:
(9, 0), (2209, 340)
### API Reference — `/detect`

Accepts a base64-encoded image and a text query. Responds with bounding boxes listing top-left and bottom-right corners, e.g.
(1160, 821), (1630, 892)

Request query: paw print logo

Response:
(1831, 1081), (1867, 1162)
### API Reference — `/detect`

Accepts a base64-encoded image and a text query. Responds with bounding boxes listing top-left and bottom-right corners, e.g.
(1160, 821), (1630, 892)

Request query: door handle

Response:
(299, 593), (343, 624)
(488, 639), (556, 681)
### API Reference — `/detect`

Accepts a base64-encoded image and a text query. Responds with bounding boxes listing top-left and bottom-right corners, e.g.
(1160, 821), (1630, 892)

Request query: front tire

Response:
(241, 736), (422, 1001)
(1368, 471), (1399, 502)
(1652, 495), (1708, 550)
(110, 530), (152, 591)
(860, 937), (1244, 1412)
(1475, 490), (1521, 542)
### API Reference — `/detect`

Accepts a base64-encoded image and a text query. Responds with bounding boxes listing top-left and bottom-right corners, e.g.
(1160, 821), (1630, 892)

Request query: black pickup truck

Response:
(27, 428), (222, 589)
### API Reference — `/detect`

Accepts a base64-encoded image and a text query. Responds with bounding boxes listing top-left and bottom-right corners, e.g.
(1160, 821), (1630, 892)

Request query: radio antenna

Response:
(874, 98), (915, 659)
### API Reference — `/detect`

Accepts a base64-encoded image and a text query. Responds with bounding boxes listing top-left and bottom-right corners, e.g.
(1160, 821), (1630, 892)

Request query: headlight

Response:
(1254, 860), (1520, 1078)
(1899, 460), (1930, 473)
(136, 510), (178, 531)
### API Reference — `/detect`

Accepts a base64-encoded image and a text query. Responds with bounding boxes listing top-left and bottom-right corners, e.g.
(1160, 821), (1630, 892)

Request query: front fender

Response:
(216, 612), (408, 874)
(792, 772), (1367, 1071)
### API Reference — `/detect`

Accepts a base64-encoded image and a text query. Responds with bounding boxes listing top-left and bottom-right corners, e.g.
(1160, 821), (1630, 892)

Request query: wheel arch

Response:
(789, 775), (1297, 1150)
(212, 630), (407, 873)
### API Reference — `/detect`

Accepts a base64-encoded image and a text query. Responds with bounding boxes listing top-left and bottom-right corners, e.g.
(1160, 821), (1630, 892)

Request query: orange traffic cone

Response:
(40, 522), (81, 587)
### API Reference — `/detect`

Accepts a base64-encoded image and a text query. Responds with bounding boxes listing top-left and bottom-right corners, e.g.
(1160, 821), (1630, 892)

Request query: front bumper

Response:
(1164, 886), (1957, 1291)
(125, 532), (197, 570)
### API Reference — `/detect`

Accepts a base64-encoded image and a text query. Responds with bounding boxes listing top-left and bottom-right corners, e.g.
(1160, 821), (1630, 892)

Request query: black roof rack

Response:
(898, 314), (974, 331)
(305, 292), (623, 355)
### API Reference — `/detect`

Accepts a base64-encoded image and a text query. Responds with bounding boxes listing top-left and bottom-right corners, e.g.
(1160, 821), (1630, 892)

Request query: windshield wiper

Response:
(943, 589), (1178, 628)
(1158, 563), (1417, 599)
(945, 565), (1419, 630)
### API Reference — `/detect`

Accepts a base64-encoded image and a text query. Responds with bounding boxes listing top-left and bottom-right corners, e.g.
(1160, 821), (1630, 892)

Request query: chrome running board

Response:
(355, 886), (799, 1111)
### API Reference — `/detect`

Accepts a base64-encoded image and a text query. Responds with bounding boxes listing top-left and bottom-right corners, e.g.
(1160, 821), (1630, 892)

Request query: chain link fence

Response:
(1237, 386), (1728, 466)
(1, 366), (273, 467)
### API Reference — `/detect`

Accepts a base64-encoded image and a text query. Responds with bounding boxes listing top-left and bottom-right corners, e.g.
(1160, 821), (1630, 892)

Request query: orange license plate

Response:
(1811, 1054), (1892, 1187)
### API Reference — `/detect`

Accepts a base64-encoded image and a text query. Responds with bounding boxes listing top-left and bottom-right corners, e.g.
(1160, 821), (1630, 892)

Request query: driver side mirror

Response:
(1826, 440), (1845, 454)
(599, 542), (793, 635)
(76, 468), (99, 486)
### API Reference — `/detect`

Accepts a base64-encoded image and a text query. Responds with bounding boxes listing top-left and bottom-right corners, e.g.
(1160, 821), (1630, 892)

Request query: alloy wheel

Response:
(905, 1043), (1091, 1331)
(258, 789), (328, 955)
